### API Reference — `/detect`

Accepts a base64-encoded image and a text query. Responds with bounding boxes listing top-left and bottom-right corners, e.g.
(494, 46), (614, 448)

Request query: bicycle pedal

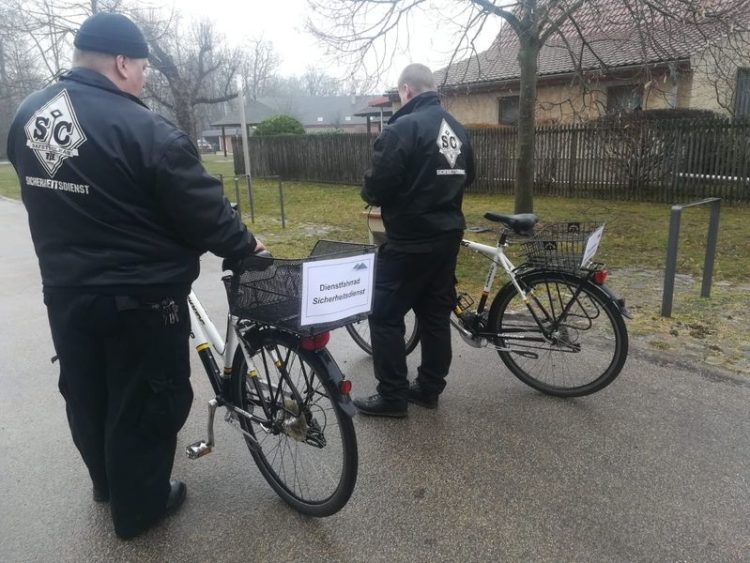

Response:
(185, 440), (213, 459)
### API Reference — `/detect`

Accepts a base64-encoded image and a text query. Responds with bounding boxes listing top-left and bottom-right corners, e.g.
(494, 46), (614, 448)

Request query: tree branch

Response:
(143, 83), (174, 109)
(471, 0), (523, 36)
(193, 92), (238, 106)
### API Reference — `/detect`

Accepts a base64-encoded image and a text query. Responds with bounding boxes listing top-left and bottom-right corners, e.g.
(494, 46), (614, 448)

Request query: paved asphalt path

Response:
(1, 197), (748, 562)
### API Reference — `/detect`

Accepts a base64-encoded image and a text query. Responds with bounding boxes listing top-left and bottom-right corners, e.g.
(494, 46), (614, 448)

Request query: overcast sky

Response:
(173, 0), (499, 93)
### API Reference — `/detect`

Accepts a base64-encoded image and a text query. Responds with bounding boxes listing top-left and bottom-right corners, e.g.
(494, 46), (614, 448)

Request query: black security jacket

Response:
(7, 68), (254, 295)
(362, 91), (474, 246)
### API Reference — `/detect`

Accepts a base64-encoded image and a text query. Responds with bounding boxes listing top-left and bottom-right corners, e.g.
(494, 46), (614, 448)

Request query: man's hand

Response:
(222, 241), (272, 274)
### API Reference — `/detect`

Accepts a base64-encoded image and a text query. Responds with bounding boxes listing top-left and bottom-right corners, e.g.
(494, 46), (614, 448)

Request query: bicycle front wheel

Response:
(231, 330), (358, 516)
(488, 270), (628, 397)
(345, 309), (420, 356)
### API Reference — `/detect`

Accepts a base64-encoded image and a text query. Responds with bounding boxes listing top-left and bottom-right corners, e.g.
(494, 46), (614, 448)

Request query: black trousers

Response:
(369, 235), (461, 401)
(44, 292), (193, 539)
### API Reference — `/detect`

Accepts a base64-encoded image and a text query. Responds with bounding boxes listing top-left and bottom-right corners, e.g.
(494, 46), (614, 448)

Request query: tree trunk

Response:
(172, 81), (197, 140)
(514, 12), (540, 213)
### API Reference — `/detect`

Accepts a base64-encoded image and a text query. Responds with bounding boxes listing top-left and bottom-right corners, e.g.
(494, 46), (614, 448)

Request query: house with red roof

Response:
(401, 0), (750, 125)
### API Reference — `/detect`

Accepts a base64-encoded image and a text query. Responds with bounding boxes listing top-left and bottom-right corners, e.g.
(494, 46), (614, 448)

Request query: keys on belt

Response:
(114, 296), (180, 326)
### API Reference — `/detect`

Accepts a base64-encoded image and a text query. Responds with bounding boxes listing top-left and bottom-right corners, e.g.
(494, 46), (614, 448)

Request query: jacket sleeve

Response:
(154, 135), (256, 259)
(361, 127), (408, 206)
(463, 138), (476, 188)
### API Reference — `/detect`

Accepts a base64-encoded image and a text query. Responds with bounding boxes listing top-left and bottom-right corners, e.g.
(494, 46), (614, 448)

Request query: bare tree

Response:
(308, 0), (750, 212)
(0, 4), (48, 158)
(240, 38), (280, 101)
(0, 1), (248, 142)
(134, 12), (242, 140)
(0, 0), (127, 78)
(301, 65), (346, 95)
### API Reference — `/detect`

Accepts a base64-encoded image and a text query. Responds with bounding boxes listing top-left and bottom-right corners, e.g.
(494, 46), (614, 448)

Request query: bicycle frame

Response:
(459, 237), (528, 312)
(455, 233), (595, 352)
(186, 289), (264, 456)
(187, 289), (280, 400)
(187, 290), (229, 393)
(185, 283), (357, 459)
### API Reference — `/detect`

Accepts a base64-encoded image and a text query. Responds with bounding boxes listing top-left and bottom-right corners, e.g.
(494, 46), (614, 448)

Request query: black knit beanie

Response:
(74, 13), (149, 58)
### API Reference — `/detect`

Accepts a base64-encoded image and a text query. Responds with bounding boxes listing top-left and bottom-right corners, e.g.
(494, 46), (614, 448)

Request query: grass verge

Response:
(2, 154), (748, 373)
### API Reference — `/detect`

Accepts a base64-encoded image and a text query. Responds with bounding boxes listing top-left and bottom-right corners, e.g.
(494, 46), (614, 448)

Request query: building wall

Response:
(440, 92), (503, 125)
(438, 70), (698, 125)
(440, 83), (607, 125)
(536, 84), (601, 123)
(688, 32), (750, 116)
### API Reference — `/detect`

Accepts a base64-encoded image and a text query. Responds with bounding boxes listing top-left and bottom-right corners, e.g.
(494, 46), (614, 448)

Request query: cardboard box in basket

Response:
(363, 207), (386, 246)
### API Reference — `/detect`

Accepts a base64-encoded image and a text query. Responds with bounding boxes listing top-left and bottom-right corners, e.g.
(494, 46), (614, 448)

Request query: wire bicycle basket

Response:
(520, 222), (605, 272)
(224, 240), (376, 336)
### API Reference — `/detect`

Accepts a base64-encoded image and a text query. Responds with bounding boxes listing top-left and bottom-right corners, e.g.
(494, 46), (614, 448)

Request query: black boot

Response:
(165, 480), (187, 515)
(115, 480), (187, 540)
(353, 394), (407, 418)
(407, 382), (439, 409)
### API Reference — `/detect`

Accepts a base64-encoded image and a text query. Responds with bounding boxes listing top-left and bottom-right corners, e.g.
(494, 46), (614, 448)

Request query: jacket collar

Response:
(59, 67), (149, 109)
(388, 91), (440, 124)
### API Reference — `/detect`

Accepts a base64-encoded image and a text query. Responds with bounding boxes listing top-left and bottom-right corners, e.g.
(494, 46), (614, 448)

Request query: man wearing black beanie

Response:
(6, 12), (262, 539)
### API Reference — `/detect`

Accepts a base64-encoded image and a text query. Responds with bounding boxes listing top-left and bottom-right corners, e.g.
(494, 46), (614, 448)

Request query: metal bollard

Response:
(661, 197), (721, 317)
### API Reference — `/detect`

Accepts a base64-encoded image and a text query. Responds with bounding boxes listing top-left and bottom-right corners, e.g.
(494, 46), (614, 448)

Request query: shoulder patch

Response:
(436, 118), (462, 168)
(24, 89), (87, 177)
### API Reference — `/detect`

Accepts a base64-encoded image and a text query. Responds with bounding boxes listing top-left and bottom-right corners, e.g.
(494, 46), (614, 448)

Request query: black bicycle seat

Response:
(483, 212), (538, 235)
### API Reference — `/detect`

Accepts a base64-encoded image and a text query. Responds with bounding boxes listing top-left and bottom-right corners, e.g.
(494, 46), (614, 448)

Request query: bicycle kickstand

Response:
(185, 399), (218, 459)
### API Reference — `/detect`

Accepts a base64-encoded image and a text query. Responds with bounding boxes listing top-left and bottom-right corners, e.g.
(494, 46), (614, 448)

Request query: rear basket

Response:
(521, 222), (604, 272)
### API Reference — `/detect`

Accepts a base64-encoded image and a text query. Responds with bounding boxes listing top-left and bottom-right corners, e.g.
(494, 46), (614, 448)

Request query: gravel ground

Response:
(607, 267), (750, 375)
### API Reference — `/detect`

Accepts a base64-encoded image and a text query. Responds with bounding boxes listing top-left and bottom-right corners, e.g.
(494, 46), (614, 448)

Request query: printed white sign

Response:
(581, 225), (605, 268)
(300, 253), (375, 326)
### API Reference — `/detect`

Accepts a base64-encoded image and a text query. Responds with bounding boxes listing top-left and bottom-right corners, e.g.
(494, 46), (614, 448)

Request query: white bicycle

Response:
(347, 212), (630, 397)
(184, 242), (369, 516)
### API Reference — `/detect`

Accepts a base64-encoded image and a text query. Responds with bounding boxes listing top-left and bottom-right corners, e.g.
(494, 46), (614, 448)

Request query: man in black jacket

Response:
(353, 64), (475, 417)
(6, 13), (260, 539)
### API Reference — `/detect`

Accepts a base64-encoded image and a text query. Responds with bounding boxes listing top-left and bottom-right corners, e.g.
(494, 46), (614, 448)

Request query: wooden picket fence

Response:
(232, 118), (750, 204)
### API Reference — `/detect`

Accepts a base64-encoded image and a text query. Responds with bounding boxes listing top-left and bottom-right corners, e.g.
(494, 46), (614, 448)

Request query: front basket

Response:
(223, 240), (376, 336)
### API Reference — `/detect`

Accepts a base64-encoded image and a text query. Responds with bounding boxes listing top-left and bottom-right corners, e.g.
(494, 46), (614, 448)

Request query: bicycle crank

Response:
(450, 316), (487, 348)
(185, 398), (218, 459)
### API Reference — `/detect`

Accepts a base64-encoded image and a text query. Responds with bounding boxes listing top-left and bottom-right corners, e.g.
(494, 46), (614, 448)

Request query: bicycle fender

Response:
(311, 348), (357, 418)
(599, 283), (632, 319)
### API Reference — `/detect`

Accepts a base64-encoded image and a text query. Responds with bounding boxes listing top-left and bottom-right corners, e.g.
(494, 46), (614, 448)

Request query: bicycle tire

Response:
(231, 330), (358, 516)
(488, 270), (628, 397)
(345, 309), (420, 356)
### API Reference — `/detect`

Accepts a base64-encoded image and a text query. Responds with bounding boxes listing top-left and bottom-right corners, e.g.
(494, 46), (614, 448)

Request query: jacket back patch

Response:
(437, 118), (462, 168)
(24, 89), (87, 177)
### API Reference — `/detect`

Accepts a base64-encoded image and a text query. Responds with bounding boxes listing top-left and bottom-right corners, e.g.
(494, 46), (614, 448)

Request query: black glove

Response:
(222, 251), (273, 274)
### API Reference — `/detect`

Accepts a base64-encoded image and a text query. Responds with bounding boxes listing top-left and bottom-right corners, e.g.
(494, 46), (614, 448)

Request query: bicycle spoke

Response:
(233, 332), (354, 509)
(491, 272), (627, 396)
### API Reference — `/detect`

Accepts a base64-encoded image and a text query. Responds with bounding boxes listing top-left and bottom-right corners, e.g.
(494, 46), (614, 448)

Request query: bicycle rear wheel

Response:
(488, 270), (628, 397)
(345, 309), (420, 355)
(231, 330), (357, 516)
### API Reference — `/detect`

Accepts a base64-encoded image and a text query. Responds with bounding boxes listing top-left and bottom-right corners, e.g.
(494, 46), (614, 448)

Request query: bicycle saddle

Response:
(483, 212), (538, 235)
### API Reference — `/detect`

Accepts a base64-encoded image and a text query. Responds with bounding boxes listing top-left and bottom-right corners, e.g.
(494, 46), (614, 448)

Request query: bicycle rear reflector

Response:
(301, 332), (331, 351)
(592, 269), (608, 285)
(339, 380), (352, 395)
